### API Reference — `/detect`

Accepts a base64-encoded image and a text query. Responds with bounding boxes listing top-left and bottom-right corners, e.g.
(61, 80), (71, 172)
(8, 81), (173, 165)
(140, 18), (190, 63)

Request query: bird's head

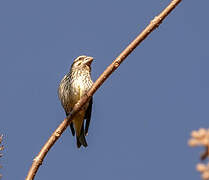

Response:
(71, 55), (94, 72)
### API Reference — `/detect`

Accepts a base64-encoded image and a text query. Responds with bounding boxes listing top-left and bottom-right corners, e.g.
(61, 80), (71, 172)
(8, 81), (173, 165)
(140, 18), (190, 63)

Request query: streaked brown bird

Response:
(58, 55), (94, 148)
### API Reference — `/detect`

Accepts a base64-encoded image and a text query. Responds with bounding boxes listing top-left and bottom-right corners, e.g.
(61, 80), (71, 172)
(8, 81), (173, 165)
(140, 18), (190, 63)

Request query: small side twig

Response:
(25, 0), (182, 180)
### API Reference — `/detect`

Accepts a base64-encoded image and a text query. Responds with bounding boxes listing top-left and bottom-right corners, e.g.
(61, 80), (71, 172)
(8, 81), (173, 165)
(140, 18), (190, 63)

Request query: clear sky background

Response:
(0, 0), (209, 179)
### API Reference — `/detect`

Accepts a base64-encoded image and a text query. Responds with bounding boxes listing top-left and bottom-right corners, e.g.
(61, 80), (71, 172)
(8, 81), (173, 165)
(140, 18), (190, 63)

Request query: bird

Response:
(58, 55), (94, 148)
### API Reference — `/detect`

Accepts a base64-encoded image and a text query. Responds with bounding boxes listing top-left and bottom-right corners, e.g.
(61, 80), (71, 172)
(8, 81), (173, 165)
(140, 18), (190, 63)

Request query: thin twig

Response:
(201, 146), (209, 161)
(25, 0), (182, 179)
(0, 135), (3, 179)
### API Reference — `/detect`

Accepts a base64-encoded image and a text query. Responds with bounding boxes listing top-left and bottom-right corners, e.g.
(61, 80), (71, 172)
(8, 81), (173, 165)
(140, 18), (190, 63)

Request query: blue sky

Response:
(0, 0), (209, 179)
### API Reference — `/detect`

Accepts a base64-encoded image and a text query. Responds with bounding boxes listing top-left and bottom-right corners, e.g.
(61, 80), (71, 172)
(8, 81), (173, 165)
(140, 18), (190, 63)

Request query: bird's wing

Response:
(69, 123), (75, 136)
(65, 112), (75, 136)
(59, 74), (76, 136)
(84, 97), (93, 136)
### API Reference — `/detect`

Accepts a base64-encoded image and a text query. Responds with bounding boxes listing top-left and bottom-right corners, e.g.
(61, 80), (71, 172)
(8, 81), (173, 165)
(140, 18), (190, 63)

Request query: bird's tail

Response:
(76, 124), (88, 148)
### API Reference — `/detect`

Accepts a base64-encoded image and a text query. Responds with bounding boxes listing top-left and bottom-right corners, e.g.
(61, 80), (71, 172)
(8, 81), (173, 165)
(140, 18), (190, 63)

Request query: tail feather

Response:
(76, 124), (88, 148)
(76, 136), (81, 148)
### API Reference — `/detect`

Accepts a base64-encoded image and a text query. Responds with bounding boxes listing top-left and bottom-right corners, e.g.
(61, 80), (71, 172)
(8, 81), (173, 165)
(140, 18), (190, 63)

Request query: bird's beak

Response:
(84, 56), (94, 66)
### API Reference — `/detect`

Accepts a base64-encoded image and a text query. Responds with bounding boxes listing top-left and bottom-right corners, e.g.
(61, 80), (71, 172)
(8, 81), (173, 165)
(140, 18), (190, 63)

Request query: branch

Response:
(25, 0), (182, 179)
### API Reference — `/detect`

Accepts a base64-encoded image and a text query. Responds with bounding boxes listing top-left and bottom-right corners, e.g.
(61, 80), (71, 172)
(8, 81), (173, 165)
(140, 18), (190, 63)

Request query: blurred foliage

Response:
(189, 128), (209, 180)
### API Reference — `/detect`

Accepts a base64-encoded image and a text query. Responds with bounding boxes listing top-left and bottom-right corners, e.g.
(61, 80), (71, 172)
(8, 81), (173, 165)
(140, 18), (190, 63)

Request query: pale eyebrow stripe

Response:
(74, 55), (87, 62)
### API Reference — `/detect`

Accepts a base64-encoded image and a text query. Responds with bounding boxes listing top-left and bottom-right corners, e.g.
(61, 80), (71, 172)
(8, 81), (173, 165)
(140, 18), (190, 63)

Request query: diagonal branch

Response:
(25, 0), (182, 179)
